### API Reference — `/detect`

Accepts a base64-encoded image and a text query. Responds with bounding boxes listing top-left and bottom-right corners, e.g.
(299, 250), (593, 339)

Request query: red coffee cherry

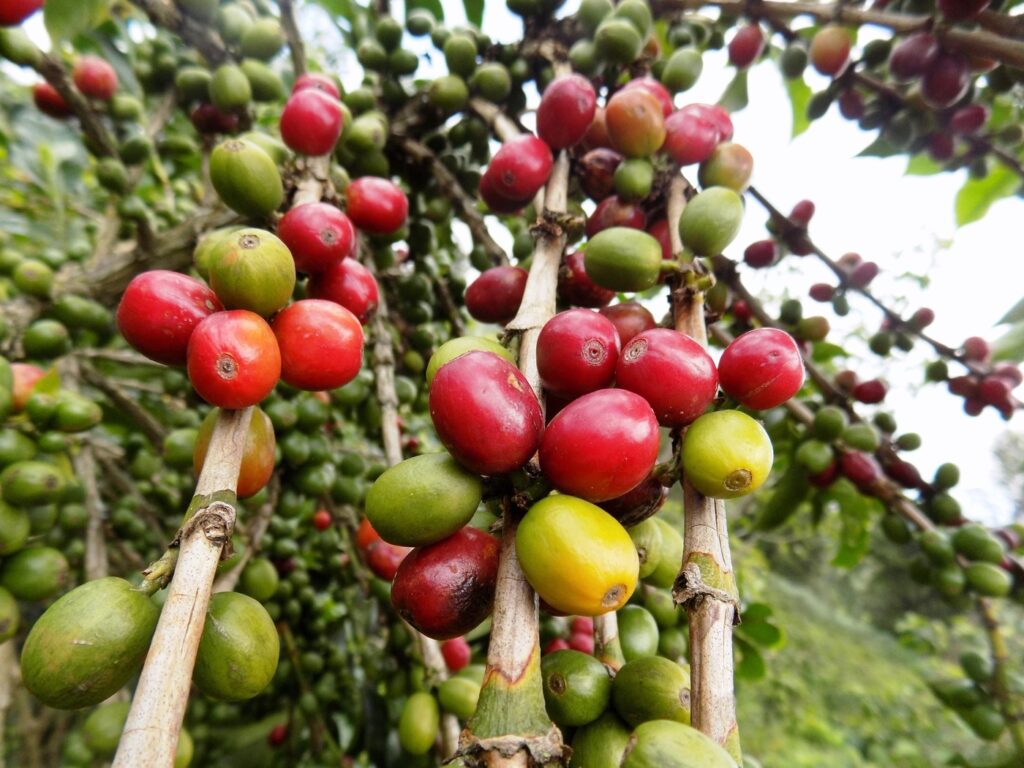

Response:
(307, 258), (380, 324)
(539, 389), (660, 502)
(346, 176), (409, 234)
(938, 0), (991, 22)
(620, 76), (674, 117)
(292, 72), (341, 99)
(479, 171), (531, 213)
(728, 24), (765, 69)
(809, 25), (851, 77)
(536, 74), (597, 150)
(277, 203), (355, 274)
(888, 32), (940, 82)
(605, 87), (666, 158)
(117, 270), (223, 366)
(585, 196), (646, 238)
(599, 301), (656, 345)
(558, 251), (616, 308)
(744, 240), (777, 268)
(190, 103), (239, 135)
(72, 56), (118, 100)
(578, 148), (624, 202)
(617, 328), (719, 427)
(718, 328), (804, 410)
(0, 0), (43, 26)
(809, 283), (835, 302)
(33, 83), (72, 118)
(487, 134), (553, 202)
(840, 451), (883, 494)
(441, 637), (472, 672)
(280, 89), (343, 156)
(663, 108), (720, 166)
(537, 309), (620, 398)
(849, 261), (880, 288)
(429, 351), (544, 476)
(922, 52), (970, 109)
(271, 299), (363, 391)
(464, 266), (528, 325)
(312, 509), (333, 531)
(853, 379), (887, 404)
(949, 104), (988, 135)
(962, 336), (991, 362)
(365, 540), (412, 581)
(187, 310), (281, 409)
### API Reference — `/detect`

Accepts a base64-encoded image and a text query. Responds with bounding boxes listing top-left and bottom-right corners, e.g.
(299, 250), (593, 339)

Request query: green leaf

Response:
(822, 478), (880, 568)
(997, 297), (1024, 326)
(905, 154), (944, 177)
(856, 136), (901, 159)
(462, 0), (484, 27)
(740, 620), (784, 649)
(309, 0), (355, 24)
(734, 638), (767, 680)
(718, 70), (748, 113)
(753, 463), (810, 531)
(811, 341), (848, 363)
(407, 0), (444, 21)
(991, 322), (1024, 363)
(44, 0), (109, 41)
(785, 76), (811, 138)
(742, 602), (773, 622)
(955, 164), (1021, 227)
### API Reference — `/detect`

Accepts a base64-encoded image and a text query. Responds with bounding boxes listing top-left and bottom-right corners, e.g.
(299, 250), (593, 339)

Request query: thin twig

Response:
(278, 0), (307, 77)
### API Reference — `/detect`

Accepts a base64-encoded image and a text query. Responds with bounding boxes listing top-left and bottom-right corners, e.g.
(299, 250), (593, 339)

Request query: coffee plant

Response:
(0, 0), (1021, 766)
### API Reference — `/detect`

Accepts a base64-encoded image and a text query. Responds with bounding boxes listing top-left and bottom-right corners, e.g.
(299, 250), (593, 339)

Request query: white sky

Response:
(16, 2), (1023, 522)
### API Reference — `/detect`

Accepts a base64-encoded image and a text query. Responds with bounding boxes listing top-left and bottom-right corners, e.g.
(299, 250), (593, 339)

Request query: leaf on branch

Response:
(822, 478), (881, 568)
(954, 164), (1020, 228)
(811, 341), (848, 363)
(734, 637), (767, 680)
(905, 154), (944, 177)
(785, 75), (811, 139)
(462, 0), (484, 27)
(991, 322), (1024, 363)
(856, 136), (902, 159)
(718, 70), (748, 114)
(997, 297), (1024, 326)
(44, 0), (110, 41)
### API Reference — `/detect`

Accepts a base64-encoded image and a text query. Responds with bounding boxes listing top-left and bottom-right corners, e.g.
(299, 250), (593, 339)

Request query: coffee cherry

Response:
(117, 270), (223, 366)
(938, 0), (991, 22)
(838, 90), (865, 120)
(605, 88), (666, 158)
(889, 32), (940, 82)
(280, 89), (343, 155)
(663, 108), (719, 166)
(585, 196), (646, 238)
(578, 148), (624, 202)
(307, 258), (380, 324)
(293, 72), (341, 99)
(33, 83), (72, 119)
(312, 509), (333, 531)
(486, 134), (553, 202)
(809, 283), (835, 302)
(277, 203), (355, 274)
(853, 379), (887, 404)
(744, 240), (777, 268)
(536, 74), (597, 150)
(839, 450), (883, 493)
(540, 389), (660, 502)
(616, 328), (719, 427)
(599, 302), (656, 345)
(187, 310), (281, 409)
(698, 142), (753, 192)
(682, 410), (773, 498)
(72, 56), (118, 100)
(849, 261), (880, 288)
(809, 25), (851, 76)
(718, 328), (804, 409)
(441, 637), (471, 672)
(271, 300), (363, 391)
(0, 0), (43, 26)
(558, 251), (615, 308)
(620, 77), (674, 117)
(950, 104), (988, 135)
(346, 177), (409, 234)
(922, 53), (970, 109)
(464, 266), (528, 325)
(728, 24), (764, 69)
(190, 103), (239, 135)
(537, 309), (620, 398)
(962, 336), (991, 362)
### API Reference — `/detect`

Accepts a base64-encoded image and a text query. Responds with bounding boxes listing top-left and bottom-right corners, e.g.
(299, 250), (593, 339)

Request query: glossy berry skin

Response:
(276, 203), (355, 274)
(0, 0), (42, 25)
(345, 176), (409, 234)
(271, 300), (363, 391)
(578, 148), (623, 201)
(479, 172), (530, 213)
(488, 134), (553, 202)
(33, 83), (72, 118)
(430, 351), (543, 476)
(308, 257), (380, 324)
(950, 104), (988, 135)
(312, 509), (333, 531)
(539, 389), (660, 502)
(809, 26), (851, 76)
(117, 270), (223, 366)
(922, 53), (970, 108)
(190, 103), (239, 135)
(663, 109), (719, 166)
(728, 24), (764, 68)
(365, 540), (412, 581)
(537, 74), (597, 150)
(279, 89), (343, 155)
(585, 196), (646, 238)
(10, 363), (44, 413)
(441, 637), (471, 672)
(853, 379), (887, 404)
(888, 32), (940, 82)
(616, 328), (719, 427)
(391, 527), (500, 640)
(72, 56), (118, 100)
(605, 88), (665, 158)
(718, 328), (804, 410)
(599, 475), (668, 527)
(599, 302), (656, 345)
(292, 72), (340, 99)
(840, 451), (882, 493)
(537, 309), (620, 398)
(621, 77), (674, 117)
(682, 103), (733, 142)
(558, 251), (615, 308)
(186, 310), (281, 409)
(744, 240), (777, 268)
(464, 266), (528, 325)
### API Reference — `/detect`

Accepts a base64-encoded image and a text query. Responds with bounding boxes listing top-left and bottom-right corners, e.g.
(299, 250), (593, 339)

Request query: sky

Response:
(15, 1), (1024, 523)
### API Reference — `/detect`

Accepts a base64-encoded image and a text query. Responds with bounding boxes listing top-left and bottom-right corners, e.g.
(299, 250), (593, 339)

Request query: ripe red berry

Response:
(568, 632), (595, 655)
(840, 451), (883, 493)
(117, 270), (223, 366)
(910, 307), (936, 329)
(922, 52), (970, 109)
(648, 219), (674, 263)
(293, 72), (341, 99)
(277, 203), (355, 274)
(539, 389), (661, 502)
(884, 458), (923, 489)
(663, 108), (720, 166)
(345, 176), (409, 234)
(616, 328), (719, 426)
(268, 724), (288, 747)
(441, 637), (472, 672)
(570, 616), (594, 635)
(849, 261), (880, 288)
(605, 88), (666, 158)
(430, 351), (543, 476)
(187, 310), (281, 409)
(993, 363), (1023, 388)
(487, 134), (553, 202)
(190, 103), (239, 135)
(962, 336), (991, 362)
(464, 266), (528, 325)
(544, 637), (571, 654)
(365, 540), (412, 581)
(928, 133), (955, 162)
(809, 283), (835, 302)
(312, 509), (333, 531)
(949, 104), (988, 135)
(789, 199), (816, 227)
(33, 83), (72, 119)
(744, 240), (777, 268)
(308, 258), (380, 324)
(719, 328), (804, 410)
(585, 196), (646, 238)
(838, 90), (865, 120)
(728, 24), (765, 69)
(578, 148), (624, 202)
(0, 0), (42, 25)
(271, 299), (363, 391)
(978, 375), (1013, 407)
(558, 251), (615, 308)
(889, 32), (940, 82)
(598, 302), (657, 345)
(732, 300), (752, 323)
(537, 309), (620, 398)
(280, 89), (343, 156)
(72, 56), (118, 100)
(536, 74), (597, 150)
(853, 379), (887, 404)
